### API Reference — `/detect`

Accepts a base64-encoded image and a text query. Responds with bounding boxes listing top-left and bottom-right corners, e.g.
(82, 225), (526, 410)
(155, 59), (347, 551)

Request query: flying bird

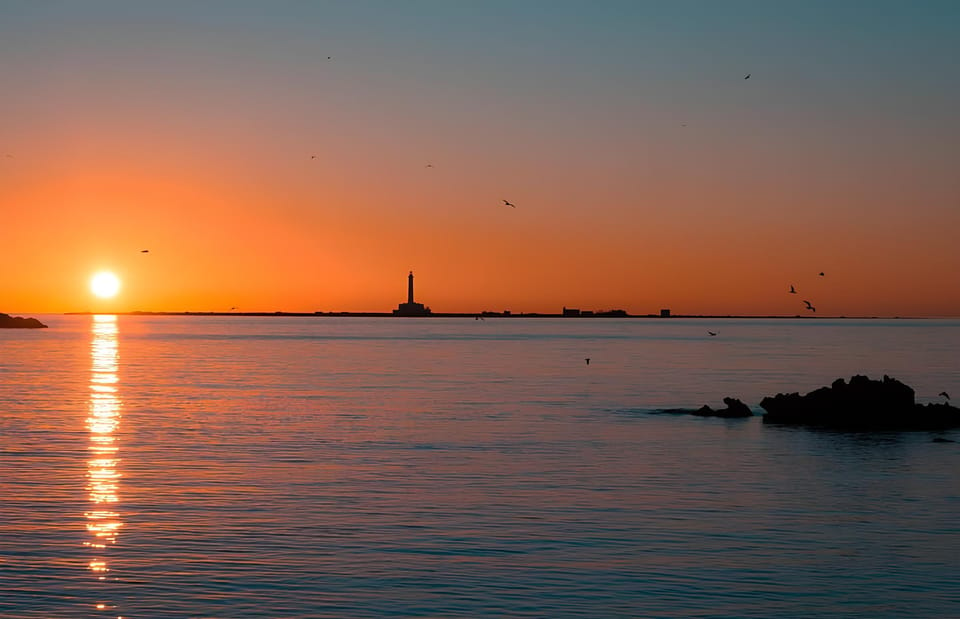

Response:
(310, 155), (317, 159)
(425, 164), (433, 168)
(502, 200), (516, 208)
(802, 300), (816, 312)
(819, 272), (825, 277)
(585, 358), (591, 365)
(939, 391), (950, 400)
(708, 331), (717, 336)
(744, 73), (751, 79)
(140, 249), (149, 253)
(789, 285), (796, 294)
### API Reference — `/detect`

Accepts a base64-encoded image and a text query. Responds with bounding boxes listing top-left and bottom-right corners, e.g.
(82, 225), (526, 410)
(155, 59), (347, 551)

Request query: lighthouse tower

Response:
(393, 271), (431, 316)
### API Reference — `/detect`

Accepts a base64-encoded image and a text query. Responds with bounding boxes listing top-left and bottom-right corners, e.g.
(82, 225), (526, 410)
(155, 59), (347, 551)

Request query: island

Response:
(760, 375), (960, 430)
(0, 313), (48, 328)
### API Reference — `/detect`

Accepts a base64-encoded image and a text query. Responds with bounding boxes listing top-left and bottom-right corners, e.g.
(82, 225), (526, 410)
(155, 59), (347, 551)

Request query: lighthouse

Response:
(393, 271), (431, 316)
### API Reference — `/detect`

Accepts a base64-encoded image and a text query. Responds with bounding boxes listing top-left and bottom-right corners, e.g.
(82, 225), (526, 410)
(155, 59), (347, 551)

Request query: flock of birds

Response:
(789, 272), (825, 314)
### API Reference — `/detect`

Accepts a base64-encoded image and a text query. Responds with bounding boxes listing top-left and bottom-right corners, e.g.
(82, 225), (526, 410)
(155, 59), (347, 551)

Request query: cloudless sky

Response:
(2, 1), (958, 315)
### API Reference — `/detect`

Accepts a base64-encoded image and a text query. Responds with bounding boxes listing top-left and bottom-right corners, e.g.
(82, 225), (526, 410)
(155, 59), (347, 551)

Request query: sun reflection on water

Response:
(86, 315), (122, 610)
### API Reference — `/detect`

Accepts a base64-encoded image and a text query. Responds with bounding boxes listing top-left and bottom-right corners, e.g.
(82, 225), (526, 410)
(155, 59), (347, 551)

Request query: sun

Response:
(90, 271), (121, 299)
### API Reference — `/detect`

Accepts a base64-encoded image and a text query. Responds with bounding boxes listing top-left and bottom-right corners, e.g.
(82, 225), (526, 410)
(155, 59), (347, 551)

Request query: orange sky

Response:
(2, 2), (958, 316)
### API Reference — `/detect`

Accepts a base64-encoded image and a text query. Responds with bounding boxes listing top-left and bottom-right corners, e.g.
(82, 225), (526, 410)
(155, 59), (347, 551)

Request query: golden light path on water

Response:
(86, 315), (123, 617)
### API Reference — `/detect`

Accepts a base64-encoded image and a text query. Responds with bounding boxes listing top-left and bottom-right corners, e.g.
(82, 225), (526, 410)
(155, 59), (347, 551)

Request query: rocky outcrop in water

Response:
(659, 397), (753, 418)
(0, 313), (47, 328)
(760, 375), (960, 430)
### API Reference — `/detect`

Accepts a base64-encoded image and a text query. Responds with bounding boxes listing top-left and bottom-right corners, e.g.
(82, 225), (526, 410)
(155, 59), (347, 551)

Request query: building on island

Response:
(393, 271), (432, 316)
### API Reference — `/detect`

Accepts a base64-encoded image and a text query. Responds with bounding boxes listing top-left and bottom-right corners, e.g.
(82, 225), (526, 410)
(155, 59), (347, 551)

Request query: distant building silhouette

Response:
(562, 307), (581, 317)
(393, 271), (432, 316)
(660, 309), (671, 317)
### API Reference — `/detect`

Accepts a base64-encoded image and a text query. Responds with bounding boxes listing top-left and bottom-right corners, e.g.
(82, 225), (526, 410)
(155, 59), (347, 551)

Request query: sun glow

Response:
(90, 272), (121, 299)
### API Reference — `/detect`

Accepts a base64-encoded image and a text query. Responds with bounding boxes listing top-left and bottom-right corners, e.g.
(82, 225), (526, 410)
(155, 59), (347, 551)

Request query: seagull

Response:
(744, 73), (751, 79)
(939, 391), (950, 400)
(802, 300), (816, 312)
(502, 200), (516, 208)
(585, 358), (591, 365)
(819, 272), (825, 277)
(140, 249), (149, 253)
(707, 331), (717, 336)
(789, 285), (797, 294)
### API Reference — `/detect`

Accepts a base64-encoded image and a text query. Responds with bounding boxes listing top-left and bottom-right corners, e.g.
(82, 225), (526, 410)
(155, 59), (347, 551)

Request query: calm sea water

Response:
(1, 315), (958, 618)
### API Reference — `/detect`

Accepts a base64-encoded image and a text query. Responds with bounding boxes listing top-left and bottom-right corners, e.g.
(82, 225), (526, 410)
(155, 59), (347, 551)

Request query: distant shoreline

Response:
(62, 311), (926, 320)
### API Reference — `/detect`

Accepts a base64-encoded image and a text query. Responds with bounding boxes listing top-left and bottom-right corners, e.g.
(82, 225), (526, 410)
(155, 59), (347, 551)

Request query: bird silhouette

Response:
(819, 272), (825, 277)
(502, 200), (516, 208)
(140, 249), (149, 253)
(803, 300), (816, 312)
(789, 285), (796, 294)
(708, 331), (717, 336)
(310, 155), (317, 159)
(585, 358), (591, 365)
(939, 391), (950, 400)
(744, 73), (751, 79)
(425, 164), (433, 168)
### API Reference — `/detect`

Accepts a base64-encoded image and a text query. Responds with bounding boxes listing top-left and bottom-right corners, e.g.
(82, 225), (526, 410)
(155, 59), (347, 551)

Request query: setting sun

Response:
(90, 272), (121, 299)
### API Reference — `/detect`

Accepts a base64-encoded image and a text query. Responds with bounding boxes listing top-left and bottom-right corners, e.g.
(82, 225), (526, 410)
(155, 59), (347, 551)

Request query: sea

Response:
(1, 315), (958, 618)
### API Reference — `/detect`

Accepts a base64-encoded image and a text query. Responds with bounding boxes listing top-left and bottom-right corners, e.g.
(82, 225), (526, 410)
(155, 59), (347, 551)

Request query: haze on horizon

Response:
(2, 1), (958, 317)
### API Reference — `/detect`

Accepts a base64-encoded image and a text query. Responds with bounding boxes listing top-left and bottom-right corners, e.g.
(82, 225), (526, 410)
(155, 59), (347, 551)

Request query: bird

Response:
(585, 358), (591, 365)
(819, 272), (825, 277)
(939, 391), (950, 400)
(425, 164), (433, 168)
(707, 331), (717, 336)
(744, 73), (751, 79)
(230, 306), (238, 311)
(140, 249), (149, 253)
(310, 155), (317, 159)
(802, 300), (816, 312)
(789, 285), (797, 294)
(502, 200), (516, 208)
(327, 56), (332, 60)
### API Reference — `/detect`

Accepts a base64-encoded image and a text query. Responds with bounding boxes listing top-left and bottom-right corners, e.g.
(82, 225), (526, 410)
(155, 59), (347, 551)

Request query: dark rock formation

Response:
(760, 375), (960, 430)
(0, 313), (48, 328)
(694, 397), (753, 418)
(658, 397), (753, 418)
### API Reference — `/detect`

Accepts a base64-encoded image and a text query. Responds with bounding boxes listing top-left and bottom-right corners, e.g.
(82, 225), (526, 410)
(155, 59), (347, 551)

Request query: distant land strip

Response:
(61, 311), (915, 319)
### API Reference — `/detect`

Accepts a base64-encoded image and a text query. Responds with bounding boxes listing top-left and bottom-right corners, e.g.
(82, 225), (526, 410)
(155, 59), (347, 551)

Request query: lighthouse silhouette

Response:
(393, 271), (431, 316)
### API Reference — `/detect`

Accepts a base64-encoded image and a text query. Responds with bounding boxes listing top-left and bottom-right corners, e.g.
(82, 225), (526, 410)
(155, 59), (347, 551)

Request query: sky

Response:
(2, 0), (958, 316)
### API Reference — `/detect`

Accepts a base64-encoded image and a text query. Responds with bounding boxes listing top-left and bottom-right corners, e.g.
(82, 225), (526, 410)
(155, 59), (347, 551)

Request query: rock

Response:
(760, 375), (960, 430)
(0, 313), (48, 328)
(694, 397), (754, 418)
(658, 397), (753, 418)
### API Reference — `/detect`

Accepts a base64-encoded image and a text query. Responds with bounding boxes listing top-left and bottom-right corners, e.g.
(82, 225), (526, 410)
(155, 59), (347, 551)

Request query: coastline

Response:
(61, 311), (924, 319)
